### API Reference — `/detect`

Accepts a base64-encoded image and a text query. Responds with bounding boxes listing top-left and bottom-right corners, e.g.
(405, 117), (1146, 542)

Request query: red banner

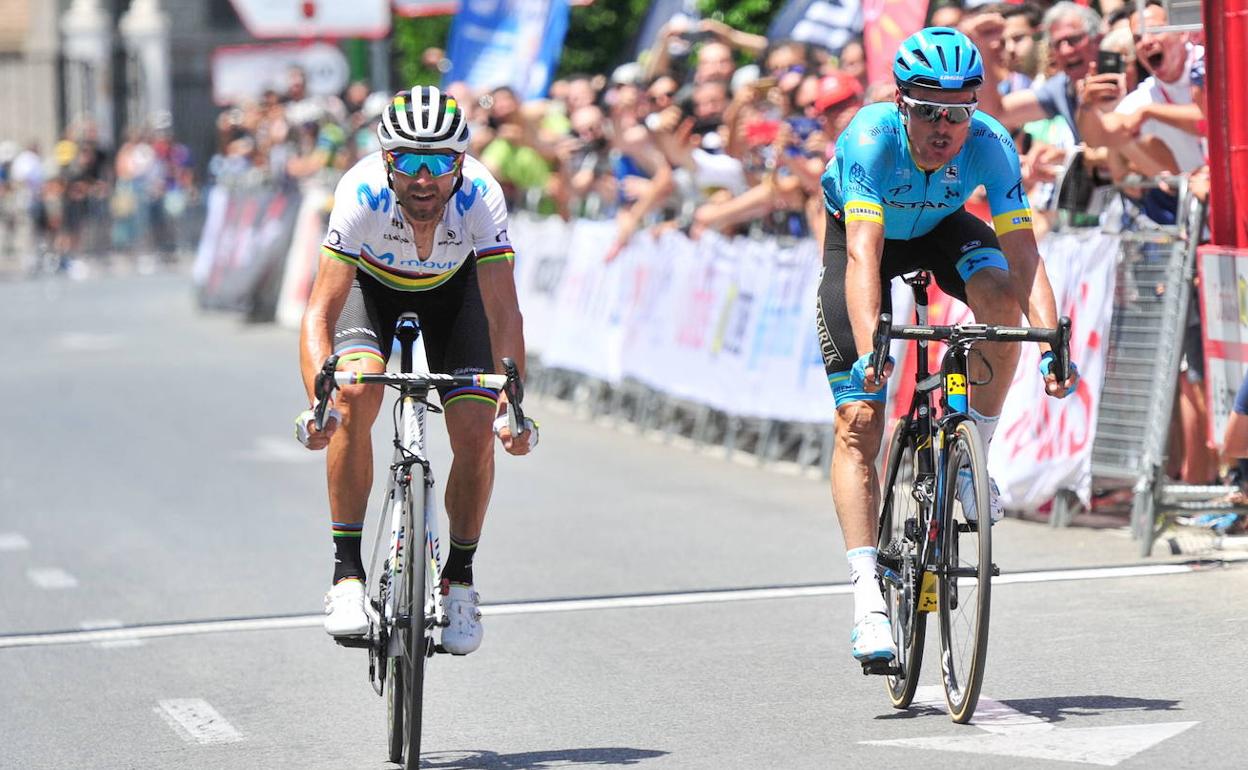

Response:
(862, 0), (929, 88)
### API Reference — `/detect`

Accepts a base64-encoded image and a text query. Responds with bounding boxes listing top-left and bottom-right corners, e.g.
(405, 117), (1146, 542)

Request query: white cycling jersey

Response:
(320, 152), (515, 292)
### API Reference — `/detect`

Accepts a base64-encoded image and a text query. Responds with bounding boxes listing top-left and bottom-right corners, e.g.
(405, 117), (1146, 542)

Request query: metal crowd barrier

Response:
(1054, 176), (1218, 555)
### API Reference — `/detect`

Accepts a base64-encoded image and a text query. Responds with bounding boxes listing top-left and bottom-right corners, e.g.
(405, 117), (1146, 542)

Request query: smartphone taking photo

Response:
(1096, 49), (1124, 75)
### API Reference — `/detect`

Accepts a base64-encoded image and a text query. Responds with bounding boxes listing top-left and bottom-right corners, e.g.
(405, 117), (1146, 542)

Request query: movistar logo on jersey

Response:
(455, 179), (488, 216)
(400, 258), (457, 270)
(357, 184), (392, 213)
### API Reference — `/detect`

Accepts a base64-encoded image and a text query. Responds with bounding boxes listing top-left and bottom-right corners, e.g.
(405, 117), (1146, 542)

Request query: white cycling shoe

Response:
(324, 578), (370, 637)
(851, 612), (898, 662)
(439, 582), (483, 655)
(956, 469), (1004, 524)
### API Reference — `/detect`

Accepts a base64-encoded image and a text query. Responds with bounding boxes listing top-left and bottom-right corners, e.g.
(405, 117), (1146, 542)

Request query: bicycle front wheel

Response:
(400, 492), (428, 769)
(877, 419), (928, 708)
(937, 420), (992, 723)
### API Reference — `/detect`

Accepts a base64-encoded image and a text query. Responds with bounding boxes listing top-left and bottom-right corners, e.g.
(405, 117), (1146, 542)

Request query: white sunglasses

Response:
(901, 95), (978, 124)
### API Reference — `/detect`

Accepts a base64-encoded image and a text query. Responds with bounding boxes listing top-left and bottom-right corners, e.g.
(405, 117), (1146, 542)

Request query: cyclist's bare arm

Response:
(476, 258), (534, 454)
(845, 218), (890, 388)
(998, 229), (1077, 397)
(300, 255), (357, 401)
(998, 229), (1061, 340)
(476, 259), (526, 382)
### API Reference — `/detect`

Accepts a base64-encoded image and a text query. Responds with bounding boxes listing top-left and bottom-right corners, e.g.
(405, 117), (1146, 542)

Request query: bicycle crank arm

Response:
(333, 635), (374, 649)
(939, 564), (1001, 578)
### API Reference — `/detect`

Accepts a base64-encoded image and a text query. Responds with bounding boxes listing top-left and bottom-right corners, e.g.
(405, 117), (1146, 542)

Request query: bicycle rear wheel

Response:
(876, 419), (928, 708)
(937, 420), (992, 723)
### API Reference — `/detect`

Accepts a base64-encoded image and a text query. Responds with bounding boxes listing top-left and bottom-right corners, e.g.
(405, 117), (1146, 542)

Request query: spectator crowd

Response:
(0, 113), (195, 274)
(2, 1), (1223, 499)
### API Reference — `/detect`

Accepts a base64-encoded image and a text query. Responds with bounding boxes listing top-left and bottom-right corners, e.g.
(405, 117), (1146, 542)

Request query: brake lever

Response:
(870, 313), (892, 386)
(314, 354), (340, 431)
(501, 357), (526, 436)
(1052, 317), (1071, 384)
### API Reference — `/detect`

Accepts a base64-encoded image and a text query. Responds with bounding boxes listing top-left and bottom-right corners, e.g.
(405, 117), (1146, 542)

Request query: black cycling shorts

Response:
(333, 257), (497, 409)
(816, 208), (1007, 405)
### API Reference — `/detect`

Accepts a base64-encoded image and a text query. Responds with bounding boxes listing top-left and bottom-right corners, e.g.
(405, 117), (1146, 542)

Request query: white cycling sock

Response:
(847, 546), (887, 622)
(970, 407), (999, 451)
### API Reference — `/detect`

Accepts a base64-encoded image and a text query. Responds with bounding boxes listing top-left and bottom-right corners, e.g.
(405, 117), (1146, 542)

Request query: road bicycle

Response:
(312, 312), (526, 768)
(866, 271), (1070, 723)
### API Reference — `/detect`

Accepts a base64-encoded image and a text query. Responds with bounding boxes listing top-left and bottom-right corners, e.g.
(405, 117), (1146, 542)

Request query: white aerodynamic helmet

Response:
(377, 85), (470, 153)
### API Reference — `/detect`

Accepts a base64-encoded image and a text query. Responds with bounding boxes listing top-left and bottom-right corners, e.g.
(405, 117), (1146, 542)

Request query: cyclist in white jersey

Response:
(296, 86), (537, 655)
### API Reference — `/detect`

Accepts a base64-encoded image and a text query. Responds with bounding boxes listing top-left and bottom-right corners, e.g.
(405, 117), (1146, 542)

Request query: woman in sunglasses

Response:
(297, 85), (537, 654)
(813, 28), (1079, 669)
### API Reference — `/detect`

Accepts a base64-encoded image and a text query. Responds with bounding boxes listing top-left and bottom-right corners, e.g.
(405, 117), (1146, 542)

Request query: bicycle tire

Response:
(877, 418), (928, 708)
(401, 482), (428, 770)
(386, 653), (405, 763)
(937, 420), (992, 723)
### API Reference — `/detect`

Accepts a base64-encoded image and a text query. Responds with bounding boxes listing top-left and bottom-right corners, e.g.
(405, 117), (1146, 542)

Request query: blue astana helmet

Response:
(893, 27), (984, 91)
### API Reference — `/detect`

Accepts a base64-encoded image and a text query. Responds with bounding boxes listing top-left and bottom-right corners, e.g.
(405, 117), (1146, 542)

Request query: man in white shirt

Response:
(1079, 1), (1205, 180)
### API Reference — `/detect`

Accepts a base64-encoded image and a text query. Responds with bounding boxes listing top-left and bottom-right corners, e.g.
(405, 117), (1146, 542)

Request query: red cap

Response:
(814, 71), (864, 113)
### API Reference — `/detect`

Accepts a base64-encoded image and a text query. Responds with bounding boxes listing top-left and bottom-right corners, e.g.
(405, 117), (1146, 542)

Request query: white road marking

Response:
(26, 568), (78, 589)
(0, 562), (1208, 649)
(0, 532), (30, 551)
(55, 332), (122, 352)
(233, 436), (321, 463)
(54, 331), (121, 351)
(864, 685), (1198, 765)
(80, 620), (144, 648)
(154, 699), (244, 745)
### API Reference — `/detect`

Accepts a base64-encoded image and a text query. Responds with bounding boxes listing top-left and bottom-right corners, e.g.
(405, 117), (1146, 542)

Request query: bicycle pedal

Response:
(860, 658), (902, 677)
(333, 634), (373, 649)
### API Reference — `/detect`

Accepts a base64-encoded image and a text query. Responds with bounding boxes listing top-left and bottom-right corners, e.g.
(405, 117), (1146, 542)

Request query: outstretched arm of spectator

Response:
(699, 18), (767, 57)
(1123, 102), (1205, 136)
(642, 22), (682, 82)
(605, 128), (674, 261)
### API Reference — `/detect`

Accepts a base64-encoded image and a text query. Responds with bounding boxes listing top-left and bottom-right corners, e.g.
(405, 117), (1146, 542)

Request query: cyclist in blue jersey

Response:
(295, 86), (538, 655)
(814, 28), (1080, 668)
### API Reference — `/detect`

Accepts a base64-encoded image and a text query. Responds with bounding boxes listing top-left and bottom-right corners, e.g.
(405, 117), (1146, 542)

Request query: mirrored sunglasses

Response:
(386, 151), (461, 177)
(902, 96), (977, 124)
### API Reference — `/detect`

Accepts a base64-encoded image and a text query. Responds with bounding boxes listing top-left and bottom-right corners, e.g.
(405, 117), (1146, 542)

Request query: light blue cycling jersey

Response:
(821, 102), (1033, 240)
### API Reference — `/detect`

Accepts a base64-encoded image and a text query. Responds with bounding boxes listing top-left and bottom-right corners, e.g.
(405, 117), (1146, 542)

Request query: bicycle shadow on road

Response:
(420, 747), (668, 769)
(874, 695), (1182, 724)
(998, 695), (1184, 724)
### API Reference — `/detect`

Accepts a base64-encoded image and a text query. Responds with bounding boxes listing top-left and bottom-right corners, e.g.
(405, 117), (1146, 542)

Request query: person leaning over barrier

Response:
(1076, 1), (1206, 187)
(815, 28), (1080, 668)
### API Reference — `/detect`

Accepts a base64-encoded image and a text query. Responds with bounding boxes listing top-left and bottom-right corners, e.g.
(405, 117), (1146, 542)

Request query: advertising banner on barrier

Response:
(518, 216), (1119, 508)
(1197, 245), (1248, 446)
(193, 184), (302, 320)
(890, 231), (1117, 509)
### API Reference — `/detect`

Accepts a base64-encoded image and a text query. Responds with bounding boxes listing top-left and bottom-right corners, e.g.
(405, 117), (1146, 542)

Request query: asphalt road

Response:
(2, 271), (1245, 769)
